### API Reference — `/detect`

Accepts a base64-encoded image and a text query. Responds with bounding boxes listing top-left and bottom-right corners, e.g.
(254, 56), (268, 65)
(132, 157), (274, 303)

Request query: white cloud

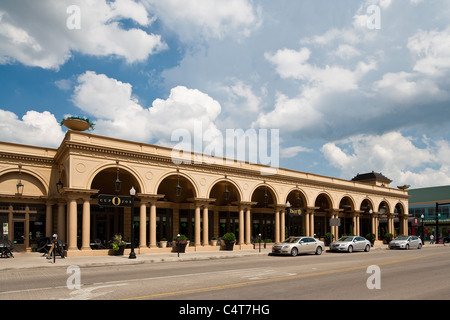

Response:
(0, 0), (166, 69)
(143, 0), (262, 41)
(321, 131), (450, 188)
(280, 145), (312, 159)
(408, 27), (450, 77)
(71, 71), (222, 148)
(0, 110), (64, 148)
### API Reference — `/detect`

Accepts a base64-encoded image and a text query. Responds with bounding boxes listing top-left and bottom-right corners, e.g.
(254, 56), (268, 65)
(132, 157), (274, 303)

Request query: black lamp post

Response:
(129, 187), (136, 259)
(114, 161), (121, 193)
(16, 165), (24, 196)
(420, 214), (424, 245)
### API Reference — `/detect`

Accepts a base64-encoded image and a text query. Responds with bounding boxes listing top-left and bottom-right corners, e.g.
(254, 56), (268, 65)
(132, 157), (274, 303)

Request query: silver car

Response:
(330, 236), (371, 253)
(272, 236), (325, 257)
(389, 236), (422, 250)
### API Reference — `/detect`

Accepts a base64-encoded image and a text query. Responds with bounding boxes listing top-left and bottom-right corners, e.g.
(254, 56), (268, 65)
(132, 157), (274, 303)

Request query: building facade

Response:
(0, 130), (410, 256)
(408, 185), (450, 242)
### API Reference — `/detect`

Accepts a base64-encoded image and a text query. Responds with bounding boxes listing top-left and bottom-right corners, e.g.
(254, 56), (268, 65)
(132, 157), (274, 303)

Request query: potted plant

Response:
(174, 234), (188, 253)
(110, 234), (126, 255)
(384, 233), (394, 244)
(366, 233), (376, 246)
(60, 116), (95, 131)
(222, 232), (236, 251)
(160, 238), (168, 248)
(324, 232), (334, 246)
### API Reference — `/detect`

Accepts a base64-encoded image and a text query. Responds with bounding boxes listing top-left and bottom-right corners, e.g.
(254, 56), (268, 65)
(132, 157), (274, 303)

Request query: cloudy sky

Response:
(1, 0), (450, 188)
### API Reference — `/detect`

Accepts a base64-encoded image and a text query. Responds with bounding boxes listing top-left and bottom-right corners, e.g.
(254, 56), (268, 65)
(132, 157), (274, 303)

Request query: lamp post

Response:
(177, 233), (180, 258)
(129, 187), (136, 259)
(420, 214), (425, 245)
(16, 165), (24, 196)
(258, 233), (261, 253)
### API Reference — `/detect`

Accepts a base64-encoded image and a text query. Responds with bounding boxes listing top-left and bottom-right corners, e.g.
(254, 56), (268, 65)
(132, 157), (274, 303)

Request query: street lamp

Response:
(421, 214), (425, 245)
(128, 186), (136, 259)
(16, 165), (24, 196)
(114, 161), (121, 193)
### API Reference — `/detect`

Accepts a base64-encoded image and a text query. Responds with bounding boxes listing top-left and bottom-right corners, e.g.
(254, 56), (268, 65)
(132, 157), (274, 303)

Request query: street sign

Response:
(98, 194), (133, 207)
(329, 218), (341, 226)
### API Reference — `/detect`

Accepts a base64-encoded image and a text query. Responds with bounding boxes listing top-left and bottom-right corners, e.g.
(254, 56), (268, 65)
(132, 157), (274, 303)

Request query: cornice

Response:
(58, 140), (410, 200)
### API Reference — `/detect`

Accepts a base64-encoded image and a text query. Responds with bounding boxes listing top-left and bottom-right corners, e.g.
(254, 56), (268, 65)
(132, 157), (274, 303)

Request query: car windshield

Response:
(283, 238), (300, 243)
(338, 237), (354, 242)
(394, 236), (409, 240)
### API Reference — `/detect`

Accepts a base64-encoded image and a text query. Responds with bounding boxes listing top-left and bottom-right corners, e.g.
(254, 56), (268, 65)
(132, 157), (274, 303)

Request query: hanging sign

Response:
(287, 208), (303, 216)
(98, 194), (133, 207)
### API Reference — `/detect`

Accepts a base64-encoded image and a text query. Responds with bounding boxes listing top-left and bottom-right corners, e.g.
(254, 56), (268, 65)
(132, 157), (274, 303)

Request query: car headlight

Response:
(282, 245), (289, 249)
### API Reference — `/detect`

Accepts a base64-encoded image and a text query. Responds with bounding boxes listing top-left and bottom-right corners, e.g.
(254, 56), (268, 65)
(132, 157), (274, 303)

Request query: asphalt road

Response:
(1, 246), (449, 302)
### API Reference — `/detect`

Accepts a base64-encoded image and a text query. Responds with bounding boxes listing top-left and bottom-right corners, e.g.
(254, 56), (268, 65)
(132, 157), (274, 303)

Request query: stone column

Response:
(139, 202), (147, 248)
(280, 208), (285, 242)
(245, 207), (251, 245)
(195, 204), (201, 246)
(304, 211), (310, 236)
(274, 209), (280, 243)
(202, 205), (209, 246)
(309, 211), (315, 237)
(81, 197), (91, 251)
(68, 197), (78, 251)
(149, 200), (157, 248)
(239, 207), (245, 245)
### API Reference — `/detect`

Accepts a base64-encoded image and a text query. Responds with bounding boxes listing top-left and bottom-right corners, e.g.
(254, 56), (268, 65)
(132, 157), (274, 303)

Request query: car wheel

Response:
(364, 244), (370, 252)
(405, 244), (409, 250)
(418, 243), (422, 249)
(347, 245), (353, 253)
(291, 247), (298, 257)
(315, 246), (322, 255)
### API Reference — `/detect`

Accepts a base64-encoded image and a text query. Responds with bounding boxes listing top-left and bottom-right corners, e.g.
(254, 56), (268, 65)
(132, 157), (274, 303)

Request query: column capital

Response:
(188, 197), (216, 207)
(137, 193), (165, 204)
(238, 201), (257, 210)
(62, 188), (99, 200)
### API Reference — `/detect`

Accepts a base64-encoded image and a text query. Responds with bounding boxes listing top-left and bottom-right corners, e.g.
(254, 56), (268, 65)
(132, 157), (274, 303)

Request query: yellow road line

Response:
(123, 251), (444, 300)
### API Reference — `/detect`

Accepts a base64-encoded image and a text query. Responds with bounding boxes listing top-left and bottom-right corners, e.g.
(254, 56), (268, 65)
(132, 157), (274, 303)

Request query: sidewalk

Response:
(0, 243), (445, 271)
(0, 248), (273, 271)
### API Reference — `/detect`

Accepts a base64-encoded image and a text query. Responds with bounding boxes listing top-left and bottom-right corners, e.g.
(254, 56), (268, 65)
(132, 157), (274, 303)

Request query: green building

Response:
(408, 185), (450, 242)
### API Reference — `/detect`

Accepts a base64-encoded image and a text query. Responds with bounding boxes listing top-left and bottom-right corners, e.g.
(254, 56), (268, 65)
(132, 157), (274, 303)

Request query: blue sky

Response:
(1, 0), (450, 188)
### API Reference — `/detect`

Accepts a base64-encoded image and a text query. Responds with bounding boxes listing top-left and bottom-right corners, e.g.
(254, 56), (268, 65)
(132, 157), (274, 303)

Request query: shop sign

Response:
(288, 208), (303, 216)
(98, 194), (133, 207)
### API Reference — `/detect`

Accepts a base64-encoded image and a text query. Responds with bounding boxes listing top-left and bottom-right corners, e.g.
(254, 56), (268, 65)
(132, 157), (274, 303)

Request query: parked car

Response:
(330, 236), (371, 253)
(272, 236), (325, 257)
(389, 236), (422, 250)
(443, 236), (450, 244)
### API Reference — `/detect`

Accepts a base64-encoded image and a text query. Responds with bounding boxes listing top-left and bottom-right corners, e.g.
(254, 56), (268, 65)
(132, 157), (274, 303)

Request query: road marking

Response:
(123, 251), (444, 300)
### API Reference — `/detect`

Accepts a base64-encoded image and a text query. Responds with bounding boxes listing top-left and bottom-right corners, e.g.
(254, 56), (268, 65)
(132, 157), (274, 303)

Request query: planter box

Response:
(62, 118), (91, 131)
(159, 241), (168, 248)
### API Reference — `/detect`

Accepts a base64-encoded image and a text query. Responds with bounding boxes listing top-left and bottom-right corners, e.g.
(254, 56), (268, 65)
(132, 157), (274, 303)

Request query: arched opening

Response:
(209, 179), (241, 239)
(157, 174), (197, 243)
(251, 184), (276, 242)
(314, 193), (332, 237)
(285, 189), (307, 237)
(338, 196), (355, 236)
(89, 167), (141, 248)
(378, 201), (390, 239)
(0, 170), (47, 251)
(359, 199), (374, 238)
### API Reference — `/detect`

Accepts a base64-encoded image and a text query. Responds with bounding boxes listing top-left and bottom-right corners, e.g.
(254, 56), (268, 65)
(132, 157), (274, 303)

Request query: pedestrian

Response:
(430, 234), (434, 244)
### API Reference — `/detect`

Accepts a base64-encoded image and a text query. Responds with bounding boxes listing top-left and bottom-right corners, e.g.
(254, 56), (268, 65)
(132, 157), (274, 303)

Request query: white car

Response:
(389, 236), (422, 250)
(330, 236), (371, 253)
(272, 237), (325, 256)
